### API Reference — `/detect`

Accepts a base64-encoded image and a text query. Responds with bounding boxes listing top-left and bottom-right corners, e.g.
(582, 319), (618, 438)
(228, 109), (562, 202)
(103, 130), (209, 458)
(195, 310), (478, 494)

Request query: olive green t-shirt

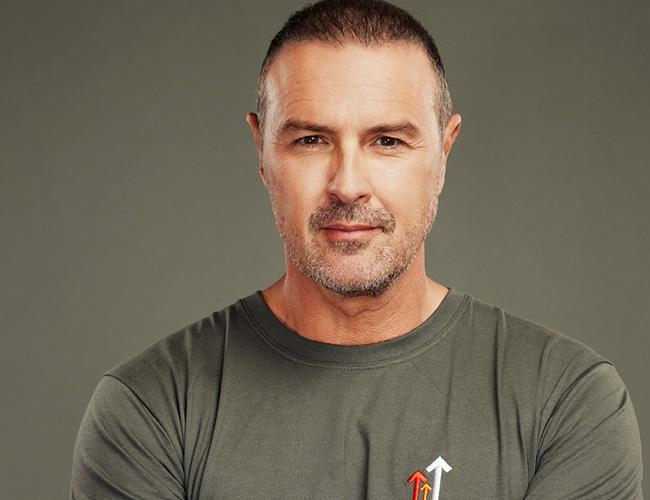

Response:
(70, 287), (643, 499)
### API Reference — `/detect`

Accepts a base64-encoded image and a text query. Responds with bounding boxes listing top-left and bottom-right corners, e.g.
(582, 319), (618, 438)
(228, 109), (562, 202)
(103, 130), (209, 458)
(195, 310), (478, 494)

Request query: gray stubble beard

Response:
(272, 194), (439, 299)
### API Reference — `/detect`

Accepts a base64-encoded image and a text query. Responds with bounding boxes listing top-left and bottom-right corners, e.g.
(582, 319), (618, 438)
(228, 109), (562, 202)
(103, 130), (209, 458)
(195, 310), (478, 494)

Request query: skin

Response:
(246, 40), (461, 345)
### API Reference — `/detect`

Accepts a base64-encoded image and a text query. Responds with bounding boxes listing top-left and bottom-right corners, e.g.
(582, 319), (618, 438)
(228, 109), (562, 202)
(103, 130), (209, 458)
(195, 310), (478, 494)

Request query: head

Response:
(255, 0), (453, 143)
(247, 0), (462, 298)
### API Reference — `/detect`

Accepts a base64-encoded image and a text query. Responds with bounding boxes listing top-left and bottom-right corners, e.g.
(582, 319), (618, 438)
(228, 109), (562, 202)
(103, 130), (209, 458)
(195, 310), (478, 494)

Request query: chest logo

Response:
(406, 456), (452, 500)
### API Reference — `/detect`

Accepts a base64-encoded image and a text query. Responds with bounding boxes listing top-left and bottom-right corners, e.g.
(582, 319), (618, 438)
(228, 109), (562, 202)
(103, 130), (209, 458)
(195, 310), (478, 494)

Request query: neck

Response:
(261, 247), (449, 345)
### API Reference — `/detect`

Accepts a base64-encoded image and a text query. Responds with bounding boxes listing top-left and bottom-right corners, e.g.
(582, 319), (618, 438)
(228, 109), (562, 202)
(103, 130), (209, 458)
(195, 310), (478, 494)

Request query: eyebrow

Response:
(276, 119), (422, 139)
(277, 120), (337, 136)
(366, 121), (421, 139)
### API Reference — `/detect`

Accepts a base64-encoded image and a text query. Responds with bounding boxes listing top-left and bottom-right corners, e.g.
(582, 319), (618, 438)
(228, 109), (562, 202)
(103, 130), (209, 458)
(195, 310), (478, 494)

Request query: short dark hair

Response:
(255, 0), (453, 137)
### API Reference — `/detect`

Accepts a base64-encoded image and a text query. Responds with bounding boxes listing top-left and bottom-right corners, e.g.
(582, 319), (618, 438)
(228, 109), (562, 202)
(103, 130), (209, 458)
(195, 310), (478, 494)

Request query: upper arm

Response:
(524, 363), (643, 499)
(70, 375), (186, 500)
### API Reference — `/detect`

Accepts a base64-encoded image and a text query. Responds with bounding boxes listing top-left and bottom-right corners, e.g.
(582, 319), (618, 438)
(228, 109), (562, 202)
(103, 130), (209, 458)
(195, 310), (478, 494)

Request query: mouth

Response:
(320, 224), (382, 241)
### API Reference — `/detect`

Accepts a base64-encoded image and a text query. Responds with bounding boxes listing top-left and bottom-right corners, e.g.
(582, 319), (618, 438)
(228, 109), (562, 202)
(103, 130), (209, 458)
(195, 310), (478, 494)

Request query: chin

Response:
(319, 275), (398, 298)
(311, 263), (404, 299)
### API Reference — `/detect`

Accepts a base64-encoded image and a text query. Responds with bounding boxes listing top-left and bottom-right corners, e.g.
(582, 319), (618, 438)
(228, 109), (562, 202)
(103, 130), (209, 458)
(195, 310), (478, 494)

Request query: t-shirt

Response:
(70, 287), (643, 499)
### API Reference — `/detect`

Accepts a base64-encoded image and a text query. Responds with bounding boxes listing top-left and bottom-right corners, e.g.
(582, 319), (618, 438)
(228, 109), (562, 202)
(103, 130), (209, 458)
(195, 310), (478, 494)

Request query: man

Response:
(70, 1), (643, 498)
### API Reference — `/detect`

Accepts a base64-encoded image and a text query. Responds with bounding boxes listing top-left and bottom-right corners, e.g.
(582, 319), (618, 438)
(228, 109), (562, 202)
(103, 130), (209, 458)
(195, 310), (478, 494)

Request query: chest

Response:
(192, 361), (532, 499)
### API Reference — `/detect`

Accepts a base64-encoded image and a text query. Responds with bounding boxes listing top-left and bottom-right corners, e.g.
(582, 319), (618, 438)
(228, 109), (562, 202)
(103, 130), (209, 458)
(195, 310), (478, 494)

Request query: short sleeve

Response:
(524, 362), (643, 499)
(70, 375), (186, 499)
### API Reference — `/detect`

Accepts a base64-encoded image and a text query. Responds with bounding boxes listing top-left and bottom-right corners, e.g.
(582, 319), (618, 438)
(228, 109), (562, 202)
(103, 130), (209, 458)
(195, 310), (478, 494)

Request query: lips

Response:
(323, 224), (378, 231)
(320, 223), (382, 242)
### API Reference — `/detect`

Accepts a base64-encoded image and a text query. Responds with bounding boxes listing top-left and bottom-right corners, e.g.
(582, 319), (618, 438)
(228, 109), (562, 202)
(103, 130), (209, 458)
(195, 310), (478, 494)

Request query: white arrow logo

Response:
(425, 456), (452, 500)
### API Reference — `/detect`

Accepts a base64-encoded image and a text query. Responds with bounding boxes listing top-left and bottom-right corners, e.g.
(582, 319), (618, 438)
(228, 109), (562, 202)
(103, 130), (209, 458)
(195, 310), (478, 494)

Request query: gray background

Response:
(1, 1), (647, 497)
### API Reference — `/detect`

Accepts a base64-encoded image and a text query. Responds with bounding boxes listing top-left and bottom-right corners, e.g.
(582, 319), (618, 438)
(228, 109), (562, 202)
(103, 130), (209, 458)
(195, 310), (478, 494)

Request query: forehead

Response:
(264, 40), (438, 133)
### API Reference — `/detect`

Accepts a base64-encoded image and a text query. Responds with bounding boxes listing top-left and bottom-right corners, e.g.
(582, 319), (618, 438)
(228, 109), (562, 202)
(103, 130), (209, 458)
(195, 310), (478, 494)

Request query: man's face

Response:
(248, 41), (460, 297)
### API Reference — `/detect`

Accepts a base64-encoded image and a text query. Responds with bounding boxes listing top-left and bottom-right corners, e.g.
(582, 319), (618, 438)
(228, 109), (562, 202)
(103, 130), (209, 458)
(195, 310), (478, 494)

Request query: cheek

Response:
(376, 164), (436, 219)
(265, 158), (327, 224)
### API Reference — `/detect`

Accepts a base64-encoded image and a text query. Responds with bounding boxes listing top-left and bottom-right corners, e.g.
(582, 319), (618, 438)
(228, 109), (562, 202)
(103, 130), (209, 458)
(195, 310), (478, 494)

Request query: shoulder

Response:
(72, 301), (250, 499)
(456, 292), (623, 430)
(102, 298), (241, 414)
(457, 293), (643, 495)
(460, 292), (609, 380)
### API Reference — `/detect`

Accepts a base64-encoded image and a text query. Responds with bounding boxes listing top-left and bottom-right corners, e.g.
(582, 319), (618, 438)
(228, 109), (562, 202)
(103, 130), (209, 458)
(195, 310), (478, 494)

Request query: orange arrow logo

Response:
(407, 470), (428, 500)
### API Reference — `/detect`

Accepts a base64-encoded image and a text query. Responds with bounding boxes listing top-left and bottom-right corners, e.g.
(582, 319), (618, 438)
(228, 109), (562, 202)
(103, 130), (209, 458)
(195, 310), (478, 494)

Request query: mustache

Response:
(309, 200), (396, 233)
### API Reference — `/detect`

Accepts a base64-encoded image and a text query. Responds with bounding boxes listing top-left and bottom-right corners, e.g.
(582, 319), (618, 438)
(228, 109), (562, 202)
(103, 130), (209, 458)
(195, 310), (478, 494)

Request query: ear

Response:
(433, 113), (461, 197)
(246, 112), (266, 184)
(442, 113), (462, 160)
(246, 112), (263, 151)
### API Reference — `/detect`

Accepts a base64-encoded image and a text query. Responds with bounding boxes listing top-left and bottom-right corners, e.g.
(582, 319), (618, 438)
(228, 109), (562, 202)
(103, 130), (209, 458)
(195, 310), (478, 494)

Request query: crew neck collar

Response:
(239, 286), (468, 369)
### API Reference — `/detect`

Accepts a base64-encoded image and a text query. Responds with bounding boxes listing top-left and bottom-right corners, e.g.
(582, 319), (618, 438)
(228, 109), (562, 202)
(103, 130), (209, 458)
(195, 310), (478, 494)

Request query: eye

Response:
(295, 135), (325, 147)
(374, 136), (404, 150)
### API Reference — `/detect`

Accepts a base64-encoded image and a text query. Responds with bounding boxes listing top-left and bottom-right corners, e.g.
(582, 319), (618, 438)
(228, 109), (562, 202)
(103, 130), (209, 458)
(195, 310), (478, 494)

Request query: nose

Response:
(326, 142), (372, 204)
